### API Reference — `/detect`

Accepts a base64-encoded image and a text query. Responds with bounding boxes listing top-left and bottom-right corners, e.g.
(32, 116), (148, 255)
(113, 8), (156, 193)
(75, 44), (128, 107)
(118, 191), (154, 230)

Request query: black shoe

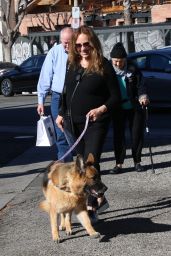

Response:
(135, 163), (144, 172)
(88, 210), (99, 225)
(110, 166), (122, 174)
(97, 197), (109, 214)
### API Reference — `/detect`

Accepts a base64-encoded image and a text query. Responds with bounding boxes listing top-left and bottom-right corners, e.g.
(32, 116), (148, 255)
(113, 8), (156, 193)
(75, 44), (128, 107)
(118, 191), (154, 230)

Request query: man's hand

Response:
(37, 104), (44, 115)
(56, 115), (64, 132)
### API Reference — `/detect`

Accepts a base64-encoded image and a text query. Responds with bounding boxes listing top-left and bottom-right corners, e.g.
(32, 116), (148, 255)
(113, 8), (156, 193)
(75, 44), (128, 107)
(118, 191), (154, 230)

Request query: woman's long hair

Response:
(68, 25), (104, 75)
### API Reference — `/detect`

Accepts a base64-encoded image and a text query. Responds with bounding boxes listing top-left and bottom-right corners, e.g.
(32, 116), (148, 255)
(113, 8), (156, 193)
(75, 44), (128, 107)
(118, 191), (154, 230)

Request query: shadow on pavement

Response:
(0, 133), (36, 167)
(94, 196), (171, 242)
(101, 160), (171, 175)
(96, 217), (171, 242)
(100, 196), (171, 218)
(0, 168), (45, 179)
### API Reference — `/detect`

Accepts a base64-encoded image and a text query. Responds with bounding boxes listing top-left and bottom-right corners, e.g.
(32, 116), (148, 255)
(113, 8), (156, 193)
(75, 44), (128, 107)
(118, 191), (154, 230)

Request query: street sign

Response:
(72, 7), (80, 19)
(71, 7), (80, 29)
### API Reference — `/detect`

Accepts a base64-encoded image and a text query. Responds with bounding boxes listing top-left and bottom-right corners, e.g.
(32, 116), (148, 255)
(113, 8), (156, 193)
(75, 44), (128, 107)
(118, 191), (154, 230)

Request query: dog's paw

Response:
(52, 234), (61, 243)
(66, 229), (72, 236)
(53, 238), (61, 243)
(90, 232), (100, 239)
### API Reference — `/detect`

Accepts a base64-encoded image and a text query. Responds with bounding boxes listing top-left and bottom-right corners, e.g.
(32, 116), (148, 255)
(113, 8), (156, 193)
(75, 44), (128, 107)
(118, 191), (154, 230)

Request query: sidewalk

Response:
(0, 142), (171, 256)
(0, 128), (171, 211)
(0, 145), (56, 210)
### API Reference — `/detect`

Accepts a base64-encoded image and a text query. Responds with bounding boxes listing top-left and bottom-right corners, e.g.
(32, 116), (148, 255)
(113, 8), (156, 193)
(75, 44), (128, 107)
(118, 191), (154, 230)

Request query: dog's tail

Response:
(42, 162), (57, 190)
(39, 200), (50, 213)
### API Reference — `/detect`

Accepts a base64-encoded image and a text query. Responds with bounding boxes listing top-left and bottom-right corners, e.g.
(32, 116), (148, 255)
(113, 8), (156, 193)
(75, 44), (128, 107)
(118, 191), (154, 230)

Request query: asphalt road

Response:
(0, 94), (171, 167)
(0, 94), (51, 167)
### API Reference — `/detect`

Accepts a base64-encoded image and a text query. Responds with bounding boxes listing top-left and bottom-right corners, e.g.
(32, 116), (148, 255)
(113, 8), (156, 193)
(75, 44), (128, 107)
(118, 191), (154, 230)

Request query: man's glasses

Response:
(75, 42), (91, 51)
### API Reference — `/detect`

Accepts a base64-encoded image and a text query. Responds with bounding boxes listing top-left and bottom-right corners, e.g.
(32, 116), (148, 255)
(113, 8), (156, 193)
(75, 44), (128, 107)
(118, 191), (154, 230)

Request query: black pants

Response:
(73, 119), (110, 172)
(112, 108), (145, 164)
(73, 118), (110, 208)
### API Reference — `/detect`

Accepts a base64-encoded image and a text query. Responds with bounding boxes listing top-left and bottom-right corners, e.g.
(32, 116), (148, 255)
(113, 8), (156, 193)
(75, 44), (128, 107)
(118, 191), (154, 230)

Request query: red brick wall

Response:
(151, 4), (171, 23)
(19, 12), (84, 35)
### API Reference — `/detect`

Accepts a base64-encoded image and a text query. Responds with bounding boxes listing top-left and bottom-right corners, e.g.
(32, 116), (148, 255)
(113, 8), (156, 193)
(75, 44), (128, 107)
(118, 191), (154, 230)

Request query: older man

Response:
(37, 27), (73, 162)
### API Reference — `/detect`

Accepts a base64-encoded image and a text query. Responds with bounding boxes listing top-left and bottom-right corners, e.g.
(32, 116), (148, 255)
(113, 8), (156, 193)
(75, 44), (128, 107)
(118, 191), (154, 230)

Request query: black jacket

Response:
(60, 58), (122, 123)
(124, 60), (147, 109)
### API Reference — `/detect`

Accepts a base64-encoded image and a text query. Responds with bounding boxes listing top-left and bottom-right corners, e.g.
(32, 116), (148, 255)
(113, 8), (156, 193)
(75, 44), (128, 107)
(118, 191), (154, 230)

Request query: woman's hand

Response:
(87, 105), (107, 122)
(56, 115), (64, 132)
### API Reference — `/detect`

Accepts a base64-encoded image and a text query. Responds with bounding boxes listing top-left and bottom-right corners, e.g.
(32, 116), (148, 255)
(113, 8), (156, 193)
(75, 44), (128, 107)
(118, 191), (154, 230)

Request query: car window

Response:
(20, 57), (36, 68)
(36, 56), (46, 68)
(131, 56), (147, 70)
(149, 55), (171, 71)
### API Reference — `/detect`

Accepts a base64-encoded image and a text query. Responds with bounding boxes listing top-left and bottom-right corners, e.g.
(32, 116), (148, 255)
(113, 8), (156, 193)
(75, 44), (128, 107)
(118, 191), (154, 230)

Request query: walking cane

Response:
(144, 106), (155, 173)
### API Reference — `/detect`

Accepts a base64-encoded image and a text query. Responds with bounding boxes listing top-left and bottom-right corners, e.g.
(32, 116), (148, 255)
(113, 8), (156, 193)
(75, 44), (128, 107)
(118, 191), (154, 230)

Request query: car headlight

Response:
(0, 69), (8, 76)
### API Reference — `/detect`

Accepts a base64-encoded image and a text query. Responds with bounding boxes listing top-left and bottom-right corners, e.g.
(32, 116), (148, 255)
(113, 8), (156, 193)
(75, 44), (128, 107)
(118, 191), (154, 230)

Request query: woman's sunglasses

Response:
(75, 42), (91, 51)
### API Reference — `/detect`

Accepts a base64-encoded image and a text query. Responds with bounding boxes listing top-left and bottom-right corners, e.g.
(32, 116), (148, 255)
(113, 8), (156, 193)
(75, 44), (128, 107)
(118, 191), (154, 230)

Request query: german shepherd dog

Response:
(39, 153), (107, 242)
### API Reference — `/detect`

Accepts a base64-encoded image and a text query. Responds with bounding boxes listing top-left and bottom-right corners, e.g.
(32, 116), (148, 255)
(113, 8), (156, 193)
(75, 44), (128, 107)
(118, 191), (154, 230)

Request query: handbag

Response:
(36, 115), (56, 146)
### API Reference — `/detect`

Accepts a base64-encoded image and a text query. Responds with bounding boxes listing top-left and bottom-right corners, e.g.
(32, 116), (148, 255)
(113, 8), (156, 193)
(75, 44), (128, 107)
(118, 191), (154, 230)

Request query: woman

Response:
(56, 25), (121, 223)
(110, 42), (149, 174)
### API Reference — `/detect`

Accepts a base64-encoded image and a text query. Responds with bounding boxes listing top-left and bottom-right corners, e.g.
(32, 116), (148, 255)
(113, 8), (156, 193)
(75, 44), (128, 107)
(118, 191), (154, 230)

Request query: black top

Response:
(60, 57), (121, 123)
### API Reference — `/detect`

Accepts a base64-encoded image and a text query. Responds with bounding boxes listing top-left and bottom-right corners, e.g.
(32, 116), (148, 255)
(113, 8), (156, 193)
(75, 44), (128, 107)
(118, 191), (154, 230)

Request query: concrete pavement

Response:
(0, 145), (56, 210)
(0, 127), (171, 211)
(0, 131), (171, 256)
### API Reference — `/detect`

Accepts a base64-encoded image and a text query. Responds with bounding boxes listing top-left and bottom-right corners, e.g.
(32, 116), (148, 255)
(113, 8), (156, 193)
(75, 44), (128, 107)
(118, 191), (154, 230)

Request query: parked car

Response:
(0, 62), (18, 79)
(0, 61), (17, 72)
(128, 48), (171, 108)
(0, 54), (46, 97)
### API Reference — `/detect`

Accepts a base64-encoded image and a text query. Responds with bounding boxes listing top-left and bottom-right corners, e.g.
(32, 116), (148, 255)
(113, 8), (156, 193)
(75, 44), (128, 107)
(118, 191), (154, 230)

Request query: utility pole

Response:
(71, 0), (80, 29)
(123, 0), (132, 25)
(123, 0), (135, 53)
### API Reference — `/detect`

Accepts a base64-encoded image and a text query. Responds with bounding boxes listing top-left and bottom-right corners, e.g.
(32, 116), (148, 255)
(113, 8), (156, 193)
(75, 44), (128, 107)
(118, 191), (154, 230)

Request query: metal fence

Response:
(12, 22), (171, 64)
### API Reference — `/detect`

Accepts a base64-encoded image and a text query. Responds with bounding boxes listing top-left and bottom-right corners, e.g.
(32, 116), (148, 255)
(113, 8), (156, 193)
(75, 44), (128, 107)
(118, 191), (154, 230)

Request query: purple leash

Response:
(57, 115), (90, 162)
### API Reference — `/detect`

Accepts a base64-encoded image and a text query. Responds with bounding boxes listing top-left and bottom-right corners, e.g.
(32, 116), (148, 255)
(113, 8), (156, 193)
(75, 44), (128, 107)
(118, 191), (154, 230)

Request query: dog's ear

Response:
(85, 153), (95, 165)
(75, 154), (85, 173)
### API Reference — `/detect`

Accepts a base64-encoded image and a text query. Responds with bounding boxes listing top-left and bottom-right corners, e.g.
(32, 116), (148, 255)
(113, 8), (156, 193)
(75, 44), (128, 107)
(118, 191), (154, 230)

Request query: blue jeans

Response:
(51, 91), (73, 162)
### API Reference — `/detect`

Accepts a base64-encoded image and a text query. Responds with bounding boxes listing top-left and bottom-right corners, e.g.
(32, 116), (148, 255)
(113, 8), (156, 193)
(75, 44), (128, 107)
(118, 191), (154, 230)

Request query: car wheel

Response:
(1, 79), (14, 97)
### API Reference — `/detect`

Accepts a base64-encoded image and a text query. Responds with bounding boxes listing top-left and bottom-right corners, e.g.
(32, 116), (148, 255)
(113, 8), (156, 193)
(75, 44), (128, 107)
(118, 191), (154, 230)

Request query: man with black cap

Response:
(110, 42), (149, 173)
